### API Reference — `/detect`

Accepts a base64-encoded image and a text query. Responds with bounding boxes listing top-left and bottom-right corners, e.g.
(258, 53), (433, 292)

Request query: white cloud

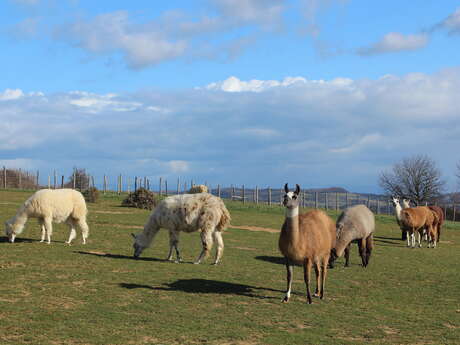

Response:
(212, 0), (285, 29)
(357, 32), (428, 56)
(56, 11), (187, 69)
(1, 68), (460, 191)
(68, 91), (142, 113)
(330, 133), (383, 153)
(0, 89), (24, 101)
(205, 76), (308, 92)
(434, 7), (460, 35)
(167, 160), (190, 173)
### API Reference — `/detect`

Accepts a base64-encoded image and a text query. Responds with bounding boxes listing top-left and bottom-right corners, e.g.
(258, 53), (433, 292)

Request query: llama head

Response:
(336, 222), (345, 239)
(4, 220), (19, 243)
(402, 199), (411, 208)
(131, 233), (147, 259)
(283, 183), (301, 209)
(391, 197), (400, 207)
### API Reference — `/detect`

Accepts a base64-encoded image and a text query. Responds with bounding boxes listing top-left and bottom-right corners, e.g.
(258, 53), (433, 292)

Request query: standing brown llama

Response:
(400, 206), (437, 248)
(278, 184), (336, 304)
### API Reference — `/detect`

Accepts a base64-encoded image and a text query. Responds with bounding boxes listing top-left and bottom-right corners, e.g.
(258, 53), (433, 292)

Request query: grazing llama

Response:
(329, 205), (375, 268)
(4, 189), (89, 244)
(132, 193), (230, 264)
(278, 184), (335, 304)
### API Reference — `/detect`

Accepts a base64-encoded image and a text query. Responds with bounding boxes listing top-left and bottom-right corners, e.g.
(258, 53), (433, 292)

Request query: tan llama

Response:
(278, 184), (336, 304)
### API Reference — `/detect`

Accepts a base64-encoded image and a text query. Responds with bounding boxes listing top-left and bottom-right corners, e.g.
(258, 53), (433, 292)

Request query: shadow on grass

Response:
(75, 251), (166, 262)
(374, 236), (405, 246)
(0, 236), (39, 243)
(119, 279), (284, 299)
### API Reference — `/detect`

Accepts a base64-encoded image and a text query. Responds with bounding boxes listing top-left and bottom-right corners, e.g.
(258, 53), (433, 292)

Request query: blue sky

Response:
(1, 0), (460, 193)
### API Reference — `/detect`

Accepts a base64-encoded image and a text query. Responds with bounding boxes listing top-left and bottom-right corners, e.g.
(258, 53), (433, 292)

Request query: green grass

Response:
(1, 190), (459, 345)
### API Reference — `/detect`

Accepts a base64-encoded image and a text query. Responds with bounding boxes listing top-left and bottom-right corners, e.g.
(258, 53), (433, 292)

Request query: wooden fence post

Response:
(242, 185), (245, 204)
(453, 204), (456, 222)
(36, 170), (39, 189)
(217, 184), (221, 198)
(268, 187), (272, 205)
(165, 180), (168, 196)
(3, 166), (6, 189)
(53, 170), (57, 189)
(177, 178), (180, 194)
(336, 192), (339, 211)
(315, 192), (318, 209)
(61, 175), (64, 188)
(159, 177), (162, 195)
(325, 193), (328, 210)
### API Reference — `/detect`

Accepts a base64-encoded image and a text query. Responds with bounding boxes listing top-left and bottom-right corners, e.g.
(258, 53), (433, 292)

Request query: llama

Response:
(4, 189), (89, 244)
(329, 205), (375, 268)
(400, 206), (437, 248)
(278, 184), (335, 304)
(428, 206), (444, 244)
(402, 199), (411, 209)
(131, 193), (231, 264)
(392, 197), (407, 240)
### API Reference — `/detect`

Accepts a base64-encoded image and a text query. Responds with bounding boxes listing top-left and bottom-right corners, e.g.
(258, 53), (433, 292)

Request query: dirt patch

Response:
(96, 223), (143, 230)
(231, 225), (279, 233)
(93, 210), (132, 215)
(233, 246), (257, 251)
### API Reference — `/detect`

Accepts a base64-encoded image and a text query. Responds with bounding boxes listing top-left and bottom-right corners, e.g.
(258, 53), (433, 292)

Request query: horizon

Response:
(1, 1), (460, 194)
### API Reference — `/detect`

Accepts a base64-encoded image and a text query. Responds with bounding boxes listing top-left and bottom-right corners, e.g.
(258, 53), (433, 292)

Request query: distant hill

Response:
(305, 187), (349, 193)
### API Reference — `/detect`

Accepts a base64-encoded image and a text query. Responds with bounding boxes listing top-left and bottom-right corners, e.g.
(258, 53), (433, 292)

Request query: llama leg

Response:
(417, 230), (422, 248)
(76, 218), (89, 244)
(320, 257), (328, 300)
(303, 259), (313, 304)
(313, 263), (320, 297)
(282, 258), (294, 303)
(358, 238), (366, 267)
(344, 243), (351, 267)
(66, 220), (77, 245)
(39, 220), (46, 243)
(212, 231), (224, 265)
(194, 230), (213, 264)
(44, 217), (53, 244)
(167, 231), (182, 262)
(406, 231), (411, 247)
(365, 234), (373, 267)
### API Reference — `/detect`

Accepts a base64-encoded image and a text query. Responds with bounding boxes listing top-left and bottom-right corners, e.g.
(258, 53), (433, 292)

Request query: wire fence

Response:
(2, 166), (460, 221)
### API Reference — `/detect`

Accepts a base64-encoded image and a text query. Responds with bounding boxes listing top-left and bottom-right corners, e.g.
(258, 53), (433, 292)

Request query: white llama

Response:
(5, 189), (89, 244)
(132, 193), (231, 264)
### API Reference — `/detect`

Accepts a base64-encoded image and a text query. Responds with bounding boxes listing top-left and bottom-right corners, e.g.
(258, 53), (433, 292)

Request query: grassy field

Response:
(1, 190), (459, 345)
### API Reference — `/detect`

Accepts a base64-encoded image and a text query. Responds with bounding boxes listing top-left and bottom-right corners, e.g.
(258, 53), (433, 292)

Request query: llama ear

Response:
(131, 233), (136, 239)
(284, 183), (289, 193)
(295, 184), (300, 195)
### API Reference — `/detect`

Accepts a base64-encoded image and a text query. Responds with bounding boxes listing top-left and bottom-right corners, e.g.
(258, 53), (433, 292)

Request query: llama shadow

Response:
(0, 236), (37, 243)
(255, 255), (302, 267)
(120, 279), (283, 299)
(75, 251), (166, 262)
(374, 236), (404, 247)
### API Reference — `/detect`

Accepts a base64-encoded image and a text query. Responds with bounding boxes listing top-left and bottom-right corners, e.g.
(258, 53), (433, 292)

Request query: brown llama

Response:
(400, 206), (437, 248)
(428, 206), (444, 243)
(278, 184), (336, 304)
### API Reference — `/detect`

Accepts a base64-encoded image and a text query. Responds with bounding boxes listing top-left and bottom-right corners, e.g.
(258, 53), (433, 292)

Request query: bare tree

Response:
(379, 155), (445, 205)
(65, 168), (91, 191)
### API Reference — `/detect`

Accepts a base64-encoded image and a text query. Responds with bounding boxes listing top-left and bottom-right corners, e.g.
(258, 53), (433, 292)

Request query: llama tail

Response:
(217, 203), (231, 232)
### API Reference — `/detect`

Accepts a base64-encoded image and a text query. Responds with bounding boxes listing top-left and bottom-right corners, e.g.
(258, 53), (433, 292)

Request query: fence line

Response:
(2, 166), (460, 221)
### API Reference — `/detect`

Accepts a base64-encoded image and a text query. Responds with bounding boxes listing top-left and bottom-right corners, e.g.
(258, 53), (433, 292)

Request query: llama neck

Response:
(394, 204), (402, 221)
(284, 207), (300, 241)
(10, 212), (28, 234)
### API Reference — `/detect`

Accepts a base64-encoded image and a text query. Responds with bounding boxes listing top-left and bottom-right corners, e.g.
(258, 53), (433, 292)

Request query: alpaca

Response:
(4, 189), (89, 244)
(131, 193), (231, 264)
(400, 206), (436, 248)
(278, 184), (335, 304)
(428, 206), (444, 244)
(329, 205), (375, 268)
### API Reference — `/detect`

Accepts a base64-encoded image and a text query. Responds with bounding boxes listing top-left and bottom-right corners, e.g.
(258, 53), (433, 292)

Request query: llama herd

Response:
(4, 186), (445, 304)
